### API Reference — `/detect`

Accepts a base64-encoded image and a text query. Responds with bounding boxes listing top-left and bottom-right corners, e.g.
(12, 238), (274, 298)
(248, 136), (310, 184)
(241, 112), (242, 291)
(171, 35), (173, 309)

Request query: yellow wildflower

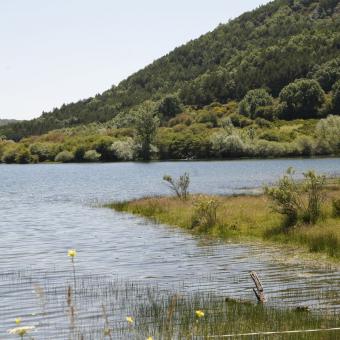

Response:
(146, 337), (153, 340)
(126, 316), (134, 324)
(8, 326), (35, 336)
(15, 318), (21, 325)
(68, 249), (77, 258)
(195, 310), (205, 318)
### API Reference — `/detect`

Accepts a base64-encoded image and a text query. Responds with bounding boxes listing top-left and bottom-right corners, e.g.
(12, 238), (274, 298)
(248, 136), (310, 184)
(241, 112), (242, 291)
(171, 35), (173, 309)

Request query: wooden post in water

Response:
(250, 271), (267, 303)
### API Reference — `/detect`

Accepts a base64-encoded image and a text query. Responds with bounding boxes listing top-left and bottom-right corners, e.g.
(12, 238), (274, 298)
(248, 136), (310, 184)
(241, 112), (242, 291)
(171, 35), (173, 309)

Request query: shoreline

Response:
(108, 183), (340, 265)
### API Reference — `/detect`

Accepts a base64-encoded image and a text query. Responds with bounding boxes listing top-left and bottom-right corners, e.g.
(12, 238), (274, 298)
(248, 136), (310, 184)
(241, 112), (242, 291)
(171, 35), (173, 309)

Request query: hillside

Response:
(1, 0), (340, 141)
(0, 0), (340, 164)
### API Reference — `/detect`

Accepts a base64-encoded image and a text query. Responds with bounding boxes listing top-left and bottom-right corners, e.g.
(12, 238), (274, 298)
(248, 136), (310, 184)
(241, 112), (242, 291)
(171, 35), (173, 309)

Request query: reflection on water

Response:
(0, 159), (339, 337)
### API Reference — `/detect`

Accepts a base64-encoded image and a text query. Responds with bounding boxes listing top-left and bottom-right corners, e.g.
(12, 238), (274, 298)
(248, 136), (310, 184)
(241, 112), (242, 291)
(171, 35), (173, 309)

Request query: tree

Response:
(311, 57), (340, 91)
(239, 89), (273, 119)
(279, 79), (325, 119)
(332, 80), (340, 114)
(158, 95), (182, 120)
(134, 102), (160, 161)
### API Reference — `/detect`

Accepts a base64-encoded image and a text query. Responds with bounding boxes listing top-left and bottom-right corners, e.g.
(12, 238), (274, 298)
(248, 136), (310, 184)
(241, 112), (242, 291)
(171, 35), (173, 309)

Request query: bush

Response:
(253, 140), (287, 158)
(55, 150), (74, 163)
(83, 150), (101, 162)
(29, 143), (58, 162)
(303, 170), (326, 224)
(111, 138), (135, 161)
(210, 132), (246, 158)
(279, 79), (325, 119)
(239, 89), (273, 119)
(1, 147), (17, 163)
(315, 115), (340, 154)
(196, 110), (218, 127)
(265, 168), (326, 227)
(296, 136), (315, 156)
(163, 173), (190, 200)
(14, 146), (31, 164)
(191, 196), (219, 231)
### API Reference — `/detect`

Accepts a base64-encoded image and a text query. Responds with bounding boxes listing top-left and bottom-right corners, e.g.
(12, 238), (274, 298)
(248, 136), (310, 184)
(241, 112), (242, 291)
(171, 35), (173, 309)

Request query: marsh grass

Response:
(3, 272), (339, 339)
(108, 181), (340, 260)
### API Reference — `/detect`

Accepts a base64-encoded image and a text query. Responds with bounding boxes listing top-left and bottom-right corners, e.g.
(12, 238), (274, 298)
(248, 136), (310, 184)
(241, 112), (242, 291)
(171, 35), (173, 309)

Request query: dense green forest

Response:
(0, 0), (340, 163)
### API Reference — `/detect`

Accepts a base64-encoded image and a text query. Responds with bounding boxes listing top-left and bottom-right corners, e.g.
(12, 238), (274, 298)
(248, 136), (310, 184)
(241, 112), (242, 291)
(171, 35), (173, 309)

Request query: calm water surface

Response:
(0, 159), (340, 338)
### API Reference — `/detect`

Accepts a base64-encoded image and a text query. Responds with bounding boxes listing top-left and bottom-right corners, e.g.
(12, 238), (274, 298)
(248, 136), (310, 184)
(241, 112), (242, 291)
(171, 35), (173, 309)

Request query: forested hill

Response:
(2, 0), (340, 140)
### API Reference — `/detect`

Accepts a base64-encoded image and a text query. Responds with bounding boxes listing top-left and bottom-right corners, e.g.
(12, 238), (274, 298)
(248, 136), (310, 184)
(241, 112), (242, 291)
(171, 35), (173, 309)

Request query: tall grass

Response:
(3, 272), (339, 339)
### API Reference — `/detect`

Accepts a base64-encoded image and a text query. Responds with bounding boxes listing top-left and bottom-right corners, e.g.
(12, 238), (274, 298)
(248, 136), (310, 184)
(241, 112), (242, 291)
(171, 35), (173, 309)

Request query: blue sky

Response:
(0, 0), (270, 120)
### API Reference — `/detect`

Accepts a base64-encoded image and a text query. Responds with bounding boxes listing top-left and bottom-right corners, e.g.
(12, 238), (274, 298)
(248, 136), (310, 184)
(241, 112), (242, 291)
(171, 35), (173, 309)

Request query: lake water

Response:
(0, 158), (340, 338)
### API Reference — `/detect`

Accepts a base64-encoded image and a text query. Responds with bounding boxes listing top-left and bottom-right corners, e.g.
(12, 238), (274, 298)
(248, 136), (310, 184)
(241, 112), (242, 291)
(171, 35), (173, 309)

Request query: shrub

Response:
(196, 110), (218, 127)
(265, 168), (326, 227)
(163, 173), (190, 200)
(55, 150), (74, 163)
(210, 132), (246, 158)
(14, 146), (31, 164)
(239, 89), (273, 119)
(1, 147), (17, 163)
(279, 79), (325, 119)
(253, 140), (287, 158)
(296, 136), (315, 156)
(191, 196), (219, 231)
(29, 143), (58, 162)
(83, 150), (101, 162)
(315, 115), (340, 154)
(111, 138), (135, 161)
(333, 199), (340, 217)
(303, 170), (326, 224)
(265, 168), (301, 226)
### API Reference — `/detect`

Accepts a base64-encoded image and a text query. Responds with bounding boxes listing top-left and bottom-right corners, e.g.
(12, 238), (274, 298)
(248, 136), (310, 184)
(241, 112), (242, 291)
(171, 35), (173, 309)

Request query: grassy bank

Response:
(109, 180), (340, 261)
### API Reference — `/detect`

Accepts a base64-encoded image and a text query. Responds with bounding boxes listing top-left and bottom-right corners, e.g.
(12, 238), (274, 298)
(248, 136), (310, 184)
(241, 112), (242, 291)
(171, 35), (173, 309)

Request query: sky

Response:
(0, 0), (271, 120)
